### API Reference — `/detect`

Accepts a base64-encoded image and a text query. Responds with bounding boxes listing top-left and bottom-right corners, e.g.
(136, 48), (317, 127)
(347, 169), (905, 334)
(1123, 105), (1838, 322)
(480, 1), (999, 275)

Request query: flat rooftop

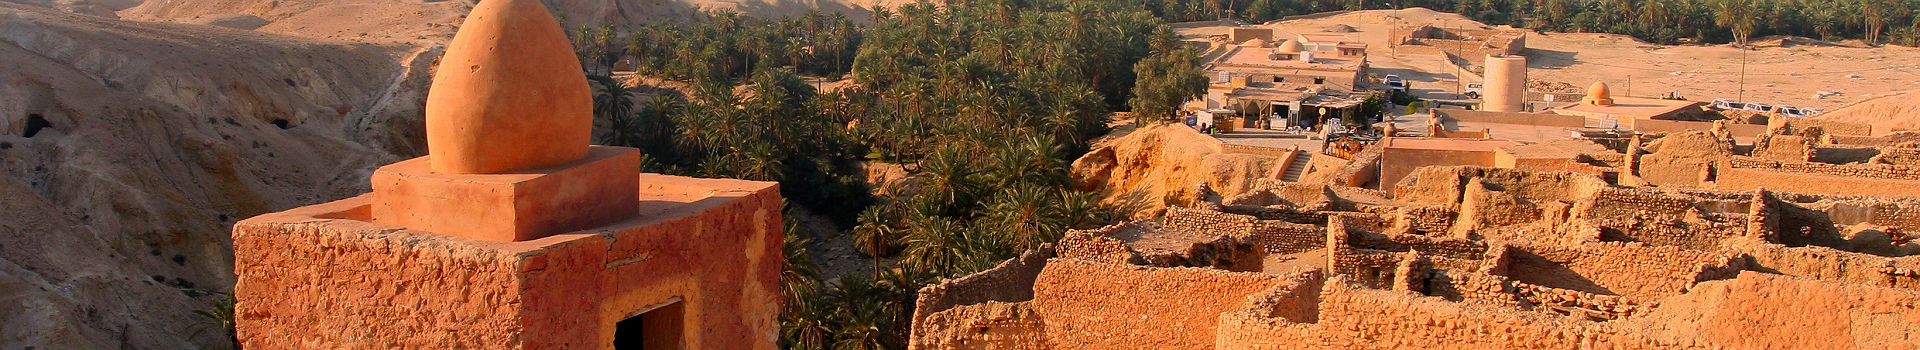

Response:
(1382, 137), (1519, 151)
(1549, 97), (1701, 119)
(1212, 46), (1363, 71)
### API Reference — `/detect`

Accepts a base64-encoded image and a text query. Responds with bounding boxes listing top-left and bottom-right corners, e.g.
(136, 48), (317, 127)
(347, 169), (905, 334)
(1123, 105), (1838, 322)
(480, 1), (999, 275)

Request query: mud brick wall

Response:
(1032, 259), (1285, 349)
(1237, 278), (1708, 348)
(909, 301), (1048, 349)
(912, 248), (1056, 326)
(1507, 242), (1740, 300)
(1247, 220), (1326, 254)
(1742, 243), (1920, 291)
(1728, 156), (1920, 181)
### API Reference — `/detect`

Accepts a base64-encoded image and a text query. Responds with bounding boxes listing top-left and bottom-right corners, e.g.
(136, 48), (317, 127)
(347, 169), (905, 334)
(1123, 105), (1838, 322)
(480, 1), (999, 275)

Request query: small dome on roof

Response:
(1241, 38), (1270, 48)
(1275, 39), (1304, 53)
(1585, 81), (1615, 106)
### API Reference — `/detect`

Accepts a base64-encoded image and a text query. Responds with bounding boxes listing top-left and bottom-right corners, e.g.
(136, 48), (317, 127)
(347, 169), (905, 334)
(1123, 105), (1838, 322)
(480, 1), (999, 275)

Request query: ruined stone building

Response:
(1386, 24), (1526, 59)
(228, 0), (782, 348)
(916, 116), (1920, 347)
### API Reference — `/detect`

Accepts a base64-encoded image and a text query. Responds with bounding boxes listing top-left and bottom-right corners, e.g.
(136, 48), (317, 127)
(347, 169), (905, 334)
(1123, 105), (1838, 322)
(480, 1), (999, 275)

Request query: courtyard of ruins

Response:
(915, 116), (1920, 347)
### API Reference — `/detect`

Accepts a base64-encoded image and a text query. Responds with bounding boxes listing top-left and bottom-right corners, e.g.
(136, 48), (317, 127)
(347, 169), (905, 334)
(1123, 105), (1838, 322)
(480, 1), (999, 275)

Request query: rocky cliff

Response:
(1071, 124), (1280, 218)
(0, 3), (432, 347)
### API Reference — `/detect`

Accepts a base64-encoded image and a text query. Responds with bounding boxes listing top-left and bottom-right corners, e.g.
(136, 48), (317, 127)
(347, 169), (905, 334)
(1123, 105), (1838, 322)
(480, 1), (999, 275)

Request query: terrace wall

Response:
(1032, 259), (1286, 349)
(1716, 158), (1920, 196)
(1436, 109), (1585, 128)
(912, 248), (1056, 326)
(1504, 242), (1741, 300)
(1630, 118), (1769, 137)
(1217, 277), (1706, 348)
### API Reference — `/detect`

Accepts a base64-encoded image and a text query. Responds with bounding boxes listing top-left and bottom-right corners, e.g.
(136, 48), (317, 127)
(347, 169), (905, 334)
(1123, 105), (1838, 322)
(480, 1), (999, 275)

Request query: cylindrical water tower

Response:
(1483, 55), (1527, 112)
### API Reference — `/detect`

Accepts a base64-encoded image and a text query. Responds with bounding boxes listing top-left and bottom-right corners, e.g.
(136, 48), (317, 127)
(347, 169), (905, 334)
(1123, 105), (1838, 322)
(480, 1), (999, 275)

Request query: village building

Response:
(1546, 81), (1707, 123)
(226, 0), (782, 348)
(1198, 32), (1372, 131)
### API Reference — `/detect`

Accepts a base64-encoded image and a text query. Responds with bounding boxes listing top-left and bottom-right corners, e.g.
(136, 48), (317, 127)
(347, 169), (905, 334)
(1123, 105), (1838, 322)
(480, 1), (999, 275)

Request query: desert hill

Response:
(109, 0), (906, 43)
(0, 3), (431, 347)
(1815, 89), (1920, 133)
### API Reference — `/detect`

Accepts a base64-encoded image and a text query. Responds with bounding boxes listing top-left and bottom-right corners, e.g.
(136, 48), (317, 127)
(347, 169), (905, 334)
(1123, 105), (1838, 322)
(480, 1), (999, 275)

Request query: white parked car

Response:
(1384, 75), (1407, 91)
(1463, 83), (1483, 99)
(1711, 98), (1745, 110)
(1743, 103), (1773, 112)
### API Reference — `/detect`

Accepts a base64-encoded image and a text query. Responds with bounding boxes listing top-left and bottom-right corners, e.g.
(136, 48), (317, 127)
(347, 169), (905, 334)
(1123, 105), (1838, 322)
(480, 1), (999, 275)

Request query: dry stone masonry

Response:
(911, 163), (1920, 349)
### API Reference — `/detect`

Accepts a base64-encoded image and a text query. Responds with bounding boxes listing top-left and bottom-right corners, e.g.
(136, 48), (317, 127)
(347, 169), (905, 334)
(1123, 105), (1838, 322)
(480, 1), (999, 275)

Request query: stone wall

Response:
(1054, 230), (1136, 264)
(1878, 147), (1920, 166)
(233, 175), (787, 349)
(1435, 109), (1585, 128)
(1775, 117), (1877, 136)
(1032, 259), (1286, 349)
(1628, 271), (1920, 349)
(1222, 143), (1298, 159)
(1248, 220), (1326, 254)
(1631, 118), (1769, 138)
(1579, 187), (1750, 250)
(1218, 277), (1706, 348)
(909, 301), (1048, 349)
(1716, 157), (1920, 196)
(912, 248), (1057, 326)
(1504, 242), (1741, 300)
(1742, 243), (1920, 290)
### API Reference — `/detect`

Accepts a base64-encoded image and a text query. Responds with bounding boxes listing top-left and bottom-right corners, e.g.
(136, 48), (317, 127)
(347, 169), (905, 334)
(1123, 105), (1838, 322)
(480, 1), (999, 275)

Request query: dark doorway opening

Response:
(22, 114), (51, 138)
(614, 298), (684, 349)
(270, 119), (292, 129)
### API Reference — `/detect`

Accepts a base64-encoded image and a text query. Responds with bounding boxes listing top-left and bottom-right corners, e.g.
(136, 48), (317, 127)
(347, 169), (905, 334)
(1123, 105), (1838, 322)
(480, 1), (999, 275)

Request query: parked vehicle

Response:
(1463, 82), (1483, 99)
(1711, 98), (1745, 110)
(1743, 103), (1773, 112)
(1384, 75), (1407, 91)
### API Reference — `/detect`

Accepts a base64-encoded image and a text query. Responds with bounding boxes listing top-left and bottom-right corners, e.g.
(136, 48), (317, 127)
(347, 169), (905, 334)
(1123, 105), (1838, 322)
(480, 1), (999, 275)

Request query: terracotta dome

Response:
(1585, 81), (1615, 106)
(1241, 38), (1270, 48)
(1275, 39), (1304, 53)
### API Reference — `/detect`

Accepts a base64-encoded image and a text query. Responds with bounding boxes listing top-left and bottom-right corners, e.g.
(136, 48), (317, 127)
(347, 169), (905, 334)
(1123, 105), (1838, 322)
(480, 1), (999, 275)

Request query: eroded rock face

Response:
(1070, 124), (1278, 217)
(423, 0), (590, 174)
(0, 4), (431, 347)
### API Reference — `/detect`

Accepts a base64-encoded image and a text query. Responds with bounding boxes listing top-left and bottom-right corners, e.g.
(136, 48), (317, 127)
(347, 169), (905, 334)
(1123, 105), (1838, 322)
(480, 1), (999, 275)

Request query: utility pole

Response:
(1738, 44), (1747, 103)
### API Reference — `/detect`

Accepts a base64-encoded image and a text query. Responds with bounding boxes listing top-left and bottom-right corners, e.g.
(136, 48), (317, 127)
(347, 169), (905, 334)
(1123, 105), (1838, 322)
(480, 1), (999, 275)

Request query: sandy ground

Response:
(1182, 8), (1920, 112)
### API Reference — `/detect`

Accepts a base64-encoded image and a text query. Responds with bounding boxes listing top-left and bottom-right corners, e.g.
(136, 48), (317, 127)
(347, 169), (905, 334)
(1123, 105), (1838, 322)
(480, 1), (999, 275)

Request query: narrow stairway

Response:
(1280, 152), (1312, 182)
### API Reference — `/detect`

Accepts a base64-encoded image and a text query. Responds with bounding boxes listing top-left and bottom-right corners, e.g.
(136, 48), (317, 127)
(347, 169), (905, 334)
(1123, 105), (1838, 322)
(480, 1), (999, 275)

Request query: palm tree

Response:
(981, 183), (1065, 251)
(851, 205), (903, 259)
(589, 75), (638, 146)
(826, 274), (903, 350)
(1713, 0), (1756, 47)
(900, 214), (970, 277)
